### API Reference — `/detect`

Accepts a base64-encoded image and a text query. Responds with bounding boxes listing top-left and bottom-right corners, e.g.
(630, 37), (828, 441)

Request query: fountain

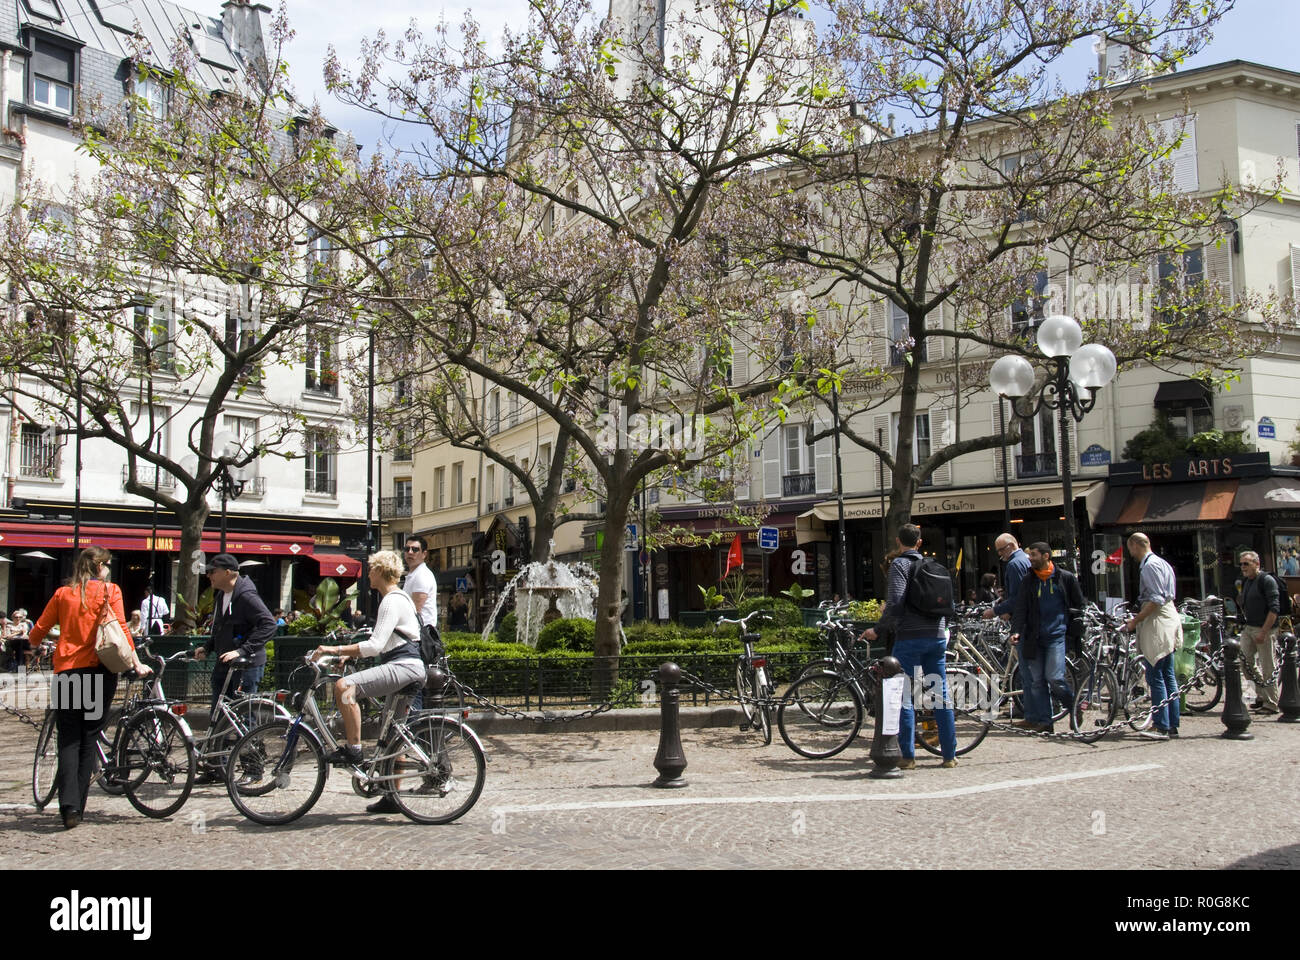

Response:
(480, 540), (601, 648)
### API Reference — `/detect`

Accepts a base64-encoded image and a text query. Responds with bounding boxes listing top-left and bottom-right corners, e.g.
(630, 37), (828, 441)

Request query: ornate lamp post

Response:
(988, 316), (1116, 572)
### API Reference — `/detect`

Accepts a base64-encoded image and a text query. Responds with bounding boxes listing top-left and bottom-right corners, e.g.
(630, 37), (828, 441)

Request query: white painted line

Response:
(0, 803), (37, 812)
(490, 763), (1164, 815)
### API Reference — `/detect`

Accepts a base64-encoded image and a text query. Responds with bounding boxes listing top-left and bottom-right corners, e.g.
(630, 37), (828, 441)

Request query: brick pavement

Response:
(1, 701), (1297, 869)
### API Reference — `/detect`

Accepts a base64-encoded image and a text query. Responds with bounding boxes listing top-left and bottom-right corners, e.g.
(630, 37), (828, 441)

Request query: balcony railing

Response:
(380, 496), (412, 519)
(1016, 452), (1058, 479)
(504, 495), (515, 507)
(19, 434), (60, 479)
(782, 472), (816, 498)
(305, 472), (337, 496)
(121, 464), (177, 491)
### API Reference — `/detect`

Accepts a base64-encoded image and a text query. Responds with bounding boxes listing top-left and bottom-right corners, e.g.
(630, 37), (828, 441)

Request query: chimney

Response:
(221, 1), (271, 86)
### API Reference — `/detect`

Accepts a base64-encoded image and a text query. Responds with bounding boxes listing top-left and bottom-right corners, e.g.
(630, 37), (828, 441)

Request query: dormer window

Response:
(30, 38), (76, 115)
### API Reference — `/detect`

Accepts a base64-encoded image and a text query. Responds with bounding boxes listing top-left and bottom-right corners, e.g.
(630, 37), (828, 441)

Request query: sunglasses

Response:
(404, 546), (423, 553)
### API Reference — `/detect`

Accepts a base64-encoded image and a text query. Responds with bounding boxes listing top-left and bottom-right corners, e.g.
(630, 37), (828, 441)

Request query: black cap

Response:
(206, 553), (240, 572)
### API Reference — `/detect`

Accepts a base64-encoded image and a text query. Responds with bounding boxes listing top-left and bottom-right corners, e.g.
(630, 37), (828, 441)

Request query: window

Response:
(890, 411), (935, 486)
(537, 442), (551, 482)
(307, 231), (333, 283)
(33, 204), (76, 255)
(420, 490), (427, 513)
(19, 423), (60, 478)
(1155, 245), (1205, 325)
(782, 423), (814, 497)
(1014, 407), (1057, 478)
(1154, 381), (1214, 439)
(304, 325), (337, 395)
(132, 403), (172, 458)
(435, 467), (445, 509)
(393, 479), (412, 512)
(507, 393), (519, 427)
(304, 429), (335, 495)
(1159, 116), (1198, 193)
(485, 464), (495, 508)
(504, 459), (515, 507)
(1001, 152), (1045, 222)
(452, 461), (463, 505)
(1011, 269), (1049, 335)
(30, 38), (75, 115)
(489, 391), (500, 434)
(23, 0), (64, 21)
(888, 301), (926, 365)
(133, 72), (167, 121)
(132, 300), (173, 371)
(223, 414), (257, 451)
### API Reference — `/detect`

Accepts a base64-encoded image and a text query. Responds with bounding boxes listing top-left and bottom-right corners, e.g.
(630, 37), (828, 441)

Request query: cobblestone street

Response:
(2, 706), (1297, 870)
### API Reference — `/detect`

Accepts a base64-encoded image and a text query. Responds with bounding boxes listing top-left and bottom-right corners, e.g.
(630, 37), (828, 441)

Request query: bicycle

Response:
(32, 641), (195, 818)
(1071, 611), (1174, 741)
(713, 609), (775, 744)
(777, 620), (990, 760)
(189, 655), (291, 784)
(225, 655), (486, 825)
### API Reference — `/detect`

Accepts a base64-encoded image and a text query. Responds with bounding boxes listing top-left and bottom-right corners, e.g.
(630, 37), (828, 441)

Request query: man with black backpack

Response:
(861, 524), (958, 769)
(1236, 551), (1282, 715)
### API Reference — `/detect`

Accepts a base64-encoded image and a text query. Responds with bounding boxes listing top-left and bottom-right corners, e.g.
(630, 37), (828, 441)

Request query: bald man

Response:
(983, 534), (1031, 622)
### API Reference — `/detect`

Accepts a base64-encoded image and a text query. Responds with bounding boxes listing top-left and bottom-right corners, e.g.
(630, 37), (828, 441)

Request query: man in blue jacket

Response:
(983, 533), (1031, 622)
(1009, 542), (1083, 733)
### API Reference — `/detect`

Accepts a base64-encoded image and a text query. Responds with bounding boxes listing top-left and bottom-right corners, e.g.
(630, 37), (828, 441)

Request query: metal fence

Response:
(140, 637), (828, 711)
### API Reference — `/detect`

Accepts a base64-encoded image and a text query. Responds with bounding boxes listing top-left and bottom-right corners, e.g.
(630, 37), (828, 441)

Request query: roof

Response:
(9, 0), (253, 95)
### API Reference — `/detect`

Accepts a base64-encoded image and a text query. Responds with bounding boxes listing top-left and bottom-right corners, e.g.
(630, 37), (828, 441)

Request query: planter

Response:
(678, 608), (737, 629)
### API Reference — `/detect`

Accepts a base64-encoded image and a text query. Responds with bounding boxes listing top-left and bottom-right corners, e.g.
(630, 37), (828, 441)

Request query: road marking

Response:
(0, 803), (37, 812)
(491, 763), (1163, 815)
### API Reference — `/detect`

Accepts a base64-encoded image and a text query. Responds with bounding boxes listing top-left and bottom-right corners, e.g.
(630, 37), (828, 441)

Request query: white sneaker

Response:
(1139, 728), (1169, 741)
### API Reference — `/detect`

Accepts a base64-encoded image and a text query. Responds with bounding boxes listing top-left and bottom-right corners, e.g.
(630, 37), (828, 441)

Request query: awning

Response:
(0, 522), (314, 556)
(1229, 476), (1300, 512)
(805, 481), (1104, 523)
(1094, 480), (1237, 526)
(315, 553), (362, 578)
(1154, 379), (1212, 406)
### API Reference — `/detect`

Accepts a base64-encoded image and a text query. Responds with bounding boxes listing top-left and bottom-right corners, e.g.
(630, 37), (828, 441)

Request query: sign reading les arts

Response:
(1109, 452), (1272, 486)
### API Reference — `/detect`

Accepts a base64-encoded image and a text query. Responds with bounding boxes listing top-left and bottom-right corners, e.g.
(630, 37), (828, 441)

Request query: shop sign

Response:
(1108, 452), (1272, 486)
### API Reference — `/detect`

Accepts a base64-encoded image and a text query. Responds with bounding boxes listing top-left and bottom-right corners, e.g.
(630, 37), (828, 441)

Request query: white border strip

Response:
(491, 763), (1163, 815)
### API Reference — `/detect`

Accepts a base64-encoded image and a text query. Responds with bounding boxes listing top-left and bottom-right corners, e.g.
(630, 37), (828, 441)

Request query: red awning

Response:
(315, 553), (361, 578)
(0, 522), (314, 557)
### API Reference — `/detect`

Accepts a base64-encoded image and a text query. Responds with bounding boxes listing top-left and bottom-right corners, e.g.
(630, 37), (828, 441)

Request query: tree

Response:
(318, 0), (841, 672)
(765, 0), (1285, 547)
(0, 20), (359, 627)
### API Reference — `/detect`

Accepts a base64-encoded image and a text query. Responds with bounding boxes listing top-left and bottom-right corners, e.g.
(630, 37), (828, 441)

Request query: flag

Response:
(722, 533), (744, 578)
(1106, 547), (1123, 566)
(955, 547), (963, 572)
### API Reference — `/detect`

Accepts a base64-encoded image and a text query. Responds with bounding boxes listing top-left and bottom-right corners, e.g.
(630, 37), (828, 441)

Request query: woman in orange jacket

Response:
(28, 546), (151, 829)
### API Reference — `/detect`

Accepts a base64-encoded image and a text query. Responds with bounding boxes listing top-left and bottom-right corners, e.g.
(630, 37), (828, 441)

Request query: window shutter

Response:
(730, 332), (748, 385)
(762, 428), (781, 500)
(927, 303), (946, 363)
(1048, 253), (1071, 316)
(814, 419), (834, 494)
(868, 298), (887, 369)
(1161, 116), (1199, 193)
(991, 404), (1005, 482)
(873, 413), (891, 490)
(1132, 262), (1154, 326)
(1204, 240), (1234, 307)
(929, 408), (952, 486)
(32, 40), (74, 83)
(1291, 244), (1300, 300)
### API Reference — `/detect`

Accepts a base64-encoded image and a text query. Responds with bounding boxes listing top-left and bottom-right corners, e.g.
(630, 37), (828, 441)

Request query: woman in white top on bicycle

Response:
(310, 550), (423, 767)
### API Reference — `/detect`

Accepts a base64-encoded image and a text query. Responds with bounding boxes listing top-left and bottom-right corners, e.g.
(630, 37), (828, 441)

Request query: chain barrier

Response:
(2, 699), (43, 731)
(451, 669), (659, 724)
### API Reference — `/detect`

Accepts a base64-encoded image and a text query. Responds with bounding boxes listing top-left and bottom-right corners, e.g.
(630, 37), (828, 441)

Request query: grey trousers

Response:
(1239, 625), (1278, 709)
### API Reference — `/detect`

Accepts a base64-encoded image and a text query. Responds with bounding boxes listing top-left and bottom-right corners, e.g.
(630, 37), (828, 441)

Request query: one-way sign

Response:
(758, 526), (780, 552)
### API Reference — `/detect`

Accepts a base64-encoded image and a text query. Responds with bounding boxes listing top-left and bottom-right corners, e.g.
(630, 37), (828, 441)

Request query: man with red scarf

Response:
(1009, 542), (1084, 733)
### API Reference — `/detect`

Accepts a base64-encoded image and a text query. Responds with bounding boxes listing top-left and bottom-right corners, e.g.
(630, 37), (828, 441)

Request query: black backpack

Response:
(903, 554), (957, 621)
(1262, 572), (1293, 618)
(419, 622), (445, 666)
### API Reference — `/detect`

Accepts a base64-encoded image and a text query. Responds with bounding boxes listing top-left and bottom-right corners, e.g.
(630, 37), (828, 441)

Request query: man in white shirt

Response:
(402, 536), (438, 629)
(141, 592), (170, 635)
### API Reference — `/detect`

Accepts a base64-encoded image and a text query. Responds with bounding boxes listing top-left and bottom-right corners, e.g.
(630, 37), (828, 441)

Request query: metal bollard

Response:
(652, 662), (688, 788)
(1219, 640), (1254, 740)
(1277, 633), (1300, 723)
(868, 655), (904, 779)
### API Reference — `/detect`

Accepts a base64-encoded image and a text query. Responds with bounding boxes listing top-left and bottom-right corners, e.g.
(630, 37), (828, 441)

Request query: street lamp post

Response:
(213, 463), (247, 555)
(988, 316), (1116, 573)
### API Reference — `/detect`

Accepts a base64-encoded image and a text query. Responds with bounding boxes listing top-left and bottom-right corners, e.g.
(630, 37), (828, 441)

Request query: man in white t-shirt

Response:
(402, 536), (438, 628)
(140, 592), (170, 635)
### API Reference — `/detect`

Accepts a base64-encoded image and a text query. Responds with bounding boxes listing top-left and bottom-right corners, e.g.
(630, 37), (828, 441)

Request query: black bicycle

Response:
(714, 610), (775, 744)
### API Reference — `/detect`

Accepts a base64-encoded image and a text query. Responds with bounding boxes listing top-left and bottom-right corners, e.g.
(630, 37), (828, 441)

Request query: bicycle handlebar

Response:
(712, 609), (773, 631)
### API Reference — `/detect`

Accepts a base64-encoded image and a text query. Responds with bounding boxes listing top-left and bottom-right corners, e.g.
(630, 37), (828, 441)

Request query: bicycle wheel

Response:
(118, 709), (195, 819)
(32, 710), (57, 809)
(203, 697), (288, 778)
(1182, 651), (1222, 713)
(735, 661), (757, 727)
(1071, 664), (1118, 743)
(95, 725), (129, 796)
(776, 671), (862, 759)
(226, 719), (327, 825)
(383, 716), (485, 824)
(753, 667), (773, 746)
(915, 667), (991, 757)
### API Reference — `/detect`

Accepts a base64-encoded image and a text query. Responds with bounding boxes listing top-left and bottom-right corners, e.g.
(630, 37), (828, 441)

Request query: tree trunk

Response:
(592, 470), (631, 697)
(530, 432), (574, 563)
(171, 499), (211, 633)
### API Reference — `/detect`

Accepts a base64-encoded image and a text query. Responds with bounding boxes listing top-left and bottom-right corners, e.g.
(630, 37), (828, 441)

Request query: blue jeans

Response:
(892, 635), (957, 761)
(1145, 653), (1180, 732)
(1021, 636), (1074, 725)
(209, 663), (266, 716)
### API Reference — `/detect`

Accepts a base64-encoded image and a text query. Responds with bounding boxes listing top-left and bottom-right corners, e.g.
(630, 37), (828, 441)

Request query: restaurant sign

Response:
(1108, 453), (1272, 486)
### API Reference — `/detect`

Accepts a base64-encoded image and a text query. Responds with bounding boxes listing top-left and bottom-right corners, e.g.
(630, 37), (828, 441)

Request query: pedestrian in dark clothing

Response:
(1009, 542), (1084, 732)
(984, 534), (1031, 622)
(194, 554), (275, 713)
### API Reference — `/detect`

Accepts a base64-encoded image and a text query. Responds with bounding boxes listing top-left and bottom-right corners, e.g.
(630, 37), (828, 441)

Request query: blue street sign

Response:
(625, 523), (638, 551)
(455, 577), (469, 593)
(758, 526), (780, 552)
(1258, 417), (1276, 440)
(1080, 443), (1111, 468)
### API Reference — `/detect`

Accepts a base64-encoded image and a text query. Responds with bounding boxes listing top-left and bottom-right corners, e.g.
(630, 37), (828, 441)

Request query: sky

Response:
(276, 0), (1298, 156)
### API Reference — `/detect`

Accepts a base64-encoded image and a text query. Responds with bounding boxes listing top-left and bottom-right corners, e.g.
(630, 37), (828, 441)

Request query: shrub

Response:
(536, 617), (596, 653)
(737, 595), (800, 627)
(847, 599), (883, 622)
(496, 611), (518, 643)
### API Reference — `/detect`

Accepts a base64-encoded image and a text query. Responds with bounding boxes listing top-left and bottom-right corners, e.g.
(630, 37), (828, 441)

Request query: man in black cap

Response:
(194, 553), (276, 715)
